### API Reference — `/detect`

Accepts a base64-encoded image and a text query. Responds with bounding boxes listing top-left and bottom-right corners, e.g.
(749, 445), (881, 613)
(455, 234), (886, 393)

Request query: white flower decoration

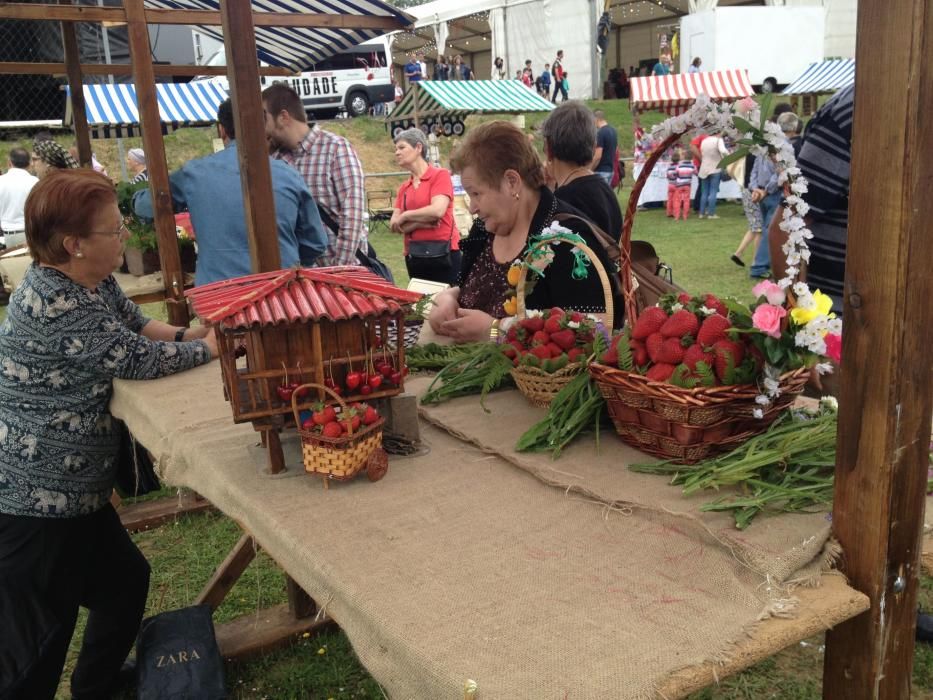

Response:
(753, 408), (765, 419)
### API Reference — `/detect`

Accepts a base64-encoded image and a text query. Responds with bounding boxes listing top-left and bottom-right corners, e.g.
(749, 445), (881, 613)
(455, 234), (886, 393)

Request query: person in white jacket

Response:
(697, 135), (728, 219)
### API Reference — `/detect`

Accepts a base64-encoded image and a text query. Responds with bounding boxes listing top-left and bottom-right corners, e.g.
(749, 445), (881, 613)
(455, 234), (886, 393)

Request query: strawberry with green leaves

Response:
(632, 306), (668, 340)
(712, 339), (746, 384)
(660, 309), (699, 340)
(696, 314), (731, 347)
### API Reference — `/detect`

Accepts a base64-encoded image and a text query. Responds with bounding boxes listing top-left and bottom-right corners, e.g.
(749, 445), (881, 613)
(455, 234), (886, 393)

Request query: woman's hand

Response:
(182, 325), (211, 341)
(201, 329), (219, 359)
(428, 290), (459, 333)
(440, 308), (495, 343)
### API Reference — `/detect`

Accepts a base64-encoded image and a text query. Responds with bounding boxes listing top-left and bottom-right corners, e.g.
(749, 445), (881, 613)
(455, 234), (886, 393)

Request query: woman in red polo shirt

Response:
(390, 129), (461, 284)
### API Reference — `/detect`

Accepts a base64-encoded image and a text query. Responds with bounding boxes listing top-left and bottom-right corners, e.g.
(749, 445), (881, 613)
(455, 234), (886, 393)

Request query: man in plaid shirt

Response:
(262, 83), (368, 267)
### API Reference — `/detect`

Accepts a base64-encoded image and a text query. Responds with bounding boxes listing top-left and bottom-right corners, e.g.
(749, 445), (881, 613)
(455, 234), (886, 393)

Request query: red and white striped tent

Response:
(629, 69), (754, 114)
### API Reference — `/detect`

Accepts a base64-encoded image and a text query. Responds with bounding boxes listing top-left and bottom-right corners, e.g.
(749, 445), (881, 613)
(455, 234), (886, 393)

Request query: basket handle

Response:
(515, 233), (614, 333)
(621, 131), (683, 325)
(290, 382), (354, 436)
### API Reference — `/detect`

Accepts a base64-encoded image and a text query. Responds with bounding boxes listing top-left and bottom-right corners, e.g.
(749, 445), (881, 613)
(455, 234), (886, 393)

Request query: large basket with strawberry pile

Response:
(584, 125), (813, 462)
(589, 294), (811, 463)
(508, 235), (614, 408)
(291, 383), (387, 486)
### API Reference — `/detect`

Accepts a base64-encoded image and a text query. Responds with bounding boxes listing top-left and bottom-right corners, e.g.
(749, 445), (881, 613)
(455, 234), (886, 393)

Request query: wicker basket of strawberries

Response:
(291, 383), (388, 487)
(504, 234), (614, 408)
(589, 293), (809, 464)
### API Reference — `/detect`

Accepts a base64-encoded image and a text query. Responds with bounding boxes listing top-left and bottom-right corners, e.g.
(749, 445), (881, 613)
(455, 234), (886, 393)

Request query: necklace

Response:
(558, 166), (590, 187)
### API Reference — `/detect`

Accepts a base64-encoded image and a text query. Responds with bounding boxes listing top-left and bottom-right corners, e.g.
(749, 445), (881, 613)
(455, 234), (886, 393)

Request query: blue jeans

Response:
(596, 171), (612, 186)
(699, 172), (721, 216)
(750, 191), (782, 278)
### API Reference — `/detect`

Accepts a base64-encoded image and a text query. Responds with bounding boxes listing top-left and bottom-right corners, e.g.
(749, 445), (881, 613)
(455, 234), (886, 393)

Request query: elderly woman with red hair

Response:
(429, 120), (618, 343)
(0, 169), (217, 697)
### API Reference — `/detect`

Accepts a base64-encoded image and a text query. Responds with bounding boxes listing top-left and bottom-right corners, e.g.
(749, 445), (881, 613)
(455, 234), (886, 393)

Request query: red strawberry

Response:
(656, 337), (686, 364)
(646, 363), (676, 382)
(697, 314), (731, 347)
(632, 306), (668, 340)
(502, 345), (518, 360)
(545, 342), (564, 359)
(362, 406), (380, 425)
(600, 348), (618, 366)
(746, 341), (765, 371)
(544, 316), (563, 334)
(520, 317), (545, 333)
(549, 306), (564, 317)
(703, 293), (729, 318)
(645, 332), (665, 363)
(530, 345), (551, 360)
(660, 309), (700, 339)
(509, 340), (525, 354)
(712, 339), (746, 383)
(567, 347), (585, 364)
(677, 292), (692, 304)
(531, 330), (550, 347)
(683, 343), (714, 372)
(322, 422), (343, 438)
(629, 338), (649, 366)
(569, 311), (584, 323)
(550, 329), (576, 351)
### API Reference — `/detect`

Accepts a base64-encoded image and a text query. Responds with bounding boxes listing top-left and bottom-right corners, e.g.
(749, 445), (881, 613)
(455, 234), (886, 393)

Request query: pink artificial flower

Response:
(752, 304), (787, 338)
(736, 97), (757, 116)
(824, 333), (842, 364)
(752, 279), (786, 306)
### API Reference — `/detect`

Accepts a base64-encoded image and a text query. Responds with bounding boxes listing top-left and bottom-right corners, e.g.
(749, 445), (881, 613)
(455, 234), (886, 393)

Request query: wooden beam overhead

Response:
(0, 4), (410, 30)
(60, 1), (91, 168)
(0, 62), (292, 77)
(0, 61), (293, 77)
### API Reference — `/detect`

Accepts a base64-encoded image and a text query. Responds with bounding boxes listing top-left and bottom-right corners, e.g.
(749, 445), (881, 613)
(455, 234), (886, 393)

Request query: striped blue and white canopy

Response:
(66, 82), (229, 138)
(143, 0), (412, 73)
(782, 59), (855, 95)
(390, 80), (554, 124)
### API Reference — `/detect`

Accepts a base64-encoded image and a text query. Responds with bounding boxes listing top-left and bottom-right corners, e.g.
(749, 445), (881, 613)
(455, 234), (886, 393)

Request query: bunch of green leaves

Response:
(630, 404), (838, 529)
(515, 371), (606, 458)
(406, 294), (435, 322)
(406, 342), (490, 371)
(116, 180), (158, 251)
(718, 93), (774, 171)
(420, 342), (513, 410)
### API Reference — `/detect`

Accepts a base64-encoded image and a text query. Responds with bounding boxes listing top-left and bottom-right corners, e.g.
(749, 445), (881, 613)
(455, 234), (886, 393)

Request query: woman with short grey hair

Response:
(540, 101), (623, 237)
(390, 128), (461, 284)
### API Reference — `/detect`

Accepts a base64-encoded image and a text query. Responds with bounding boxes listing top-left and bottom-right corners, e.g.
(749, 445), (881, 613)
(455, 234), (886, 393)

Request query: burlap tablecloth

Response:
(111, 364), (867, 699)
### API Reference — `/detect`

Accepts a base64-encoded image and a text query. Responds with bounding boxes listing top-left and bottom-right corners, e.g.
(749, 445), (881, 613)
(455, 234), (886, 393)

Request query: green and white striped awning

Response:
(389, 80), (554, 124)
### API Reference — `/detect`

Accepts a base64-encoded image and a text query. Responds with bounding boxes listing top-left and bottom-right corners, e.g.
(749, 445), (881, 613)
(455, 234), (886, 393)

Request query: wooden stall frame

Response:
(0, 0), (411, 664)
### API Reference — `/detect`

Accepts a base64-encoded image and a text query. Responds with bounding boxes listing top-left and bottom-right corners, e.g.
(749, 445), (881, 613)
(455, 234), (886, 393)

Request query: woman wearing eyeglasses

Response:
(0, 169), (218, 698)
(30, 137), (79, 179)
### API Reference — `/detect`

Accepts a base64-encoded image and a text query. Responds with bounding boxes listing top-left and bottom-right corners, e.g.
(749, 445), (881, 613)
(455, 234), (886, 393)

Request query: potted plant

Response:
(116, 181), (196, 276)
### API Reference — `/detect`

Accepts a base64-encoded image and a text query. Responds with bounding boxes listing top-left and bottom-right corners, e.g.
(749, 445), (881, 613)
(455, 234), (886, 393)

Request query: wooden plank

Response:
(118, 492), (214, 533)
(0, 4), (409, 30)
(124, 0), (188, 327)
(822, 0), (933, 696)
(286, 575), (316, 619)
(0, 62), (293, 77)
(220, 0), (280, 275)
(59, 8), (91, 167)
(923, 535), (933, 576)
(215, 602), (333, 662)
(195, 533), (257, 611)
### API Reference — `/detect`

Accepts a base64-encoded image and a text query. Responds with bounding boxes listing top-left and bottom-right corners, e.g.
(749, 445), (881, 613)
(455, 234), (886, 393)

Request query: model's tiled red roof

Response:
(185, 267), (423, 328)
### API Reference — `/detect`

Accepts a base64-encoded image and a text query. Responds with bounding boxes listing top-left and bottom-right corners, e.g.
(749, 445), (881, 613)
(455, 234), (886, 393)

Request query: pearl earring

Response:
(513, 192), (520, 200)
(75, 252), (84, 258)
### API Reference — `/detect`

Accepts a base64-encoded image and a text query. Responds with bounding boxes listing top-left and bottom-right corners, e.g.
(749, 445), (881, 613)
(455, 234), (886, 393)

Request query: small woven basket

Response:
(376, 318), (424, 350)
(510, 234), (614, 407)
(578, 126), (813, 463)
(291, 383), (385, 482)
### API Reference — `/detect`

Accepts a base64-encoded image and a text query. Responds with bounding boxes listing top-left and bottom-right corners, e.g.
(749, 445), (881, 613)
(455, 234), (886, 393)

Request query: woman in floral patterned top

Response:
(0, 170), (217, 698)
(429, 121), (616, 343)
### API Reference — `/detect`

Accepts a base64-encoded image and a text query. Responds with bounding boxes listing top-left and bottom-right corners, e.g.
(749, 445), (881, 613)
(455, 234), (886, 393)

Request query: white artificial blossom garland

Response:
(650, 94), (841, 415)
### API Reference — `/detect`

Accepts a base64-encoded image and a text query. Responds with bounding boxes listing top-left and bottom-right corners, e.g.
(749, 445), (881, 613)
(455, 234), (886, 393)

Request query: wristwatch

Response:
(174, 328), (186, 342)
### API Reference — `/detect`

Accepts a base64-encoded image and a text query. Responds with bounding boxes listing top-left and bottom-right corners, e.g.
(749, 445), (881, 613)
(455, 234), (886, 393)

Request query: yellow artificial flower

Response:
(791, 290), (833, 325)
(503, 296), (518, 316)
(506, 263), (522, 287)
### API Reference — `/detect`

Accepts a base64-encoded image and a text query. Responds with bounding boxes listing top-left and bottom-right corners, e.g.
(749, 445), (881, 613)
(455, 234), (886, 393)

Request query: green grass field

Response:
(4, 101), (932, 699)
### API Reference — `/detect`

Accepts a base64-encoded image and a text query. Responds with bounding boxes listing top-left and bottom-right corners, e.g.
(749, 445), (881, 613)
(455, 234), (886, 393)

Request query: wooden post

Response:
(59, 1), (91, 168)
(822, 0), (933, 696)
(412, 82), (421, 130)
(195, 533), (257, 611)
(124, 0), (189, 327)
(219, 0), (281, 275)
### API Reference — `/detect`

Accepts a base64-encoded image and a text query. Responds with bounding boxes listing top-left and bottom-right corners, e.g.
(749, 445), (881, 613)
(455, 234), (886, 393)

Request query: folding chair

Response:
(366, 189), (395, 234)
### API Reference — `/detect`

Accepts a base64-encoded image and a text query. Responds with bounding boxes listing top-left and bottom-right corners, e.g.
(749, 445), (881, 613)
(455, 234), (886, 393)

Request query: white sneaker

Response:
(707, 215), (720, 220)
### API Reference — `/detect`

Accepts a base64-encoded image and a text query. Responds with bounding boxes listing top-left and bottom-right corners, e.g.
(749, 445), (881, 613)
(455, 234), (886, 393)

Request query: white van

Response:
(195, 37), (394, 119)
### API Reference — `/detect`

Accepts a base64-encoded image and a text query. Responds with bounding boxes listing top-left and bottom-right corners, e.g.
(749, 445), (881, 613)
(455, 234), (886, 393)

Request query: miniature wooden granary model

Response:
(186, 267), (423, 469)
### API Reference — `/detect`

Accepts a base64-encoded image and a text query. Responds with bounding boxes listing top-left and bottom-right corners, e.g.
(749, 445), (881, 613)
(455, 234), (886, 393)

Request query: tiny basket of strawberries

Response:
(291, 383), (388, 487)
(503, 233), (614, 408)
(589, 291), (817, 464)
